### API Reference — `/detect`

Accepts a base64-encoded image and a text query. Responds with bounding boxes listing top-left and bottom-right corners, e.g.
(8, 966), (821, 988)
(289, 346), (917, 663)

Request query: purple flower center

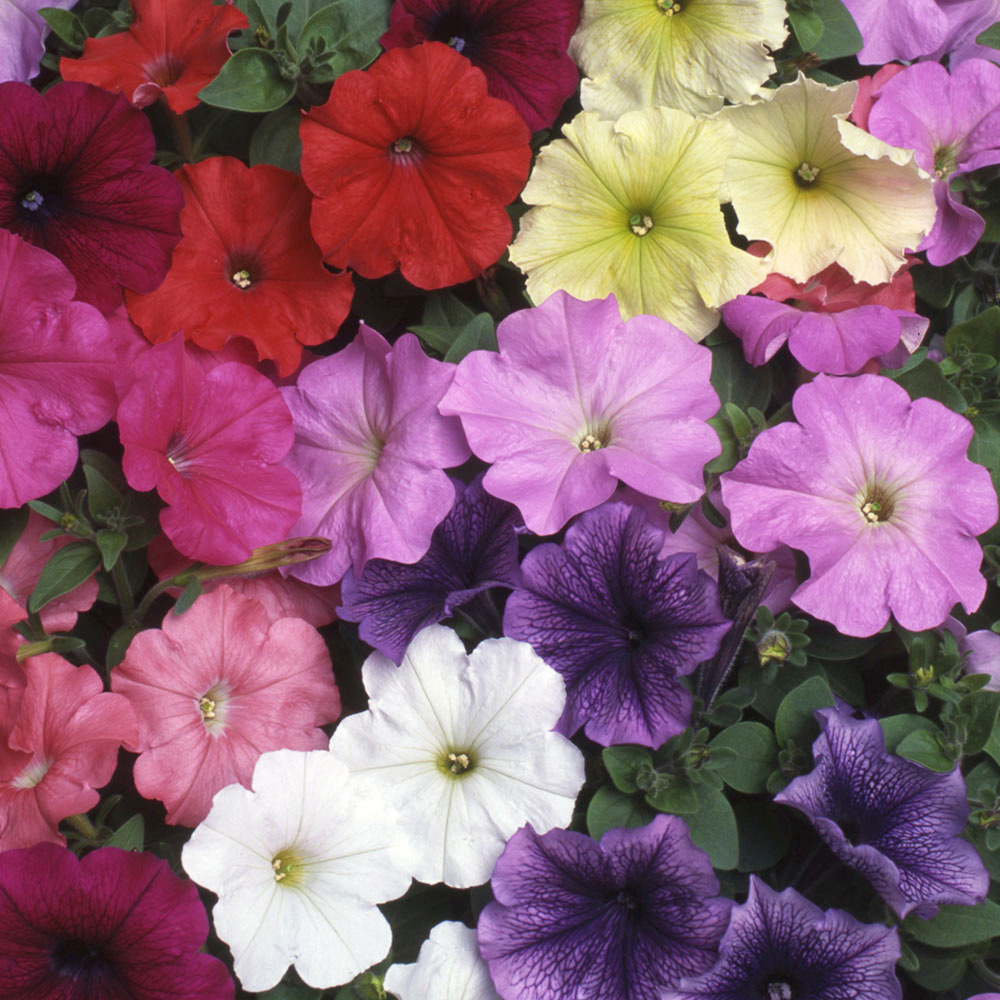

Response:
(762, 980), (795, 1000)
(429, 12), (475, 55)
(16, 180), (57, 221)
(613, 887), (640, 913)
(51, 937), (109, 981)
(838, 816), (869, 846)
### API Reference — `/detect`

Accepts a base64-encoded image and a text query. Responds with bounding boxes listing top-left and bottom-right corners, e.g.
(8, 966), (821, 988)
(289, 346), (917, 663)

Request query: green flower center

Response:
(271, 848), (306, 887)
(934, 144), (958, 178)
(198, 696), (216, 720)
(629, 213), (655, 236)
(858, 481), (897, 525)
(656, 0), (682, 13)
(795, 162), (821, 186)
(439, 749), (476, 777)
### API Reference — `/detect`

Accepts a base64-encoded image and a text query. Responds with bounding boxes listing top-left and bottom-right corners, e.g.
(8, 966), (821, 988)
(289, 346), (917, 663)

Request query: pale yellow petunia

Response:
(570, 0), (788, 118)
(509, 107), (768, 340)
(719, 74), (937, 285)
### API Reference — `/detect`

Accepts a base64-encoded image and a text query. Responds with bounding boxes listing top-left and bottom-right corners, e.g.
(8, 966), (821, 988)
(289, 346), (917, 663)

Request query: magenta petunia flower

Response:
(281, 326), (471, 586)
(117, 335), (302, 566)
(0, 81), (183, 311)
(380, 0), (581, 132)
(111, 585), (340, 827)
(1, 0), (79, 83)
(439, 292), (720, 536)
(0, 842), (234, 998)
(721, 374), (998, 637)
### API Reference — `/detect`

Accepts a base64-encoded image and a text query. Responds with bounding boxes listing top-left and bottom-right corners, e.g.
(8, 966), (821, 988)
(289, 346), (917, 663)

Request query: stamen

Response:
(656, 0), (682, 12)
(579, 433), (605, 452)
(448, 36), (466, 52)
(393, 137), (413, 154)
(448, 752), (471, 774)
(231, 269), (252, 290)
(20, 190), (43, 213)
(629, 213), (654, 236)
(199, 696), (216, 720)
(795, 162), (820, 184)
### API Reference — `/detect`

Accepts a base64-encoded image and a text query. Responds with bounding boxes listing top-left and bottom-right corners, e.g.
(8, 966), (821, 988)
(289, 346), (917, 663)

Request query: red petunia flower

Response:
(125, 156), (353, 375)
(381, 0), (581, 132)
(300, 41), (532, 290)
(59, 0), (248, 115)
(0, 82), (183, 312)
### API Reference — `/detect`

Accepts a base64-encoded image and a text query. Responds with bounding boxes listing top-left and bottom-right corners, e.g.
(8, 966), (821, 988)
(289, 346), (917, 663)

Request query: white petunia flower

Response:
(385, 921), (500, 1000)
(330, 625), (586, 888)
(181, 749), (411, 992)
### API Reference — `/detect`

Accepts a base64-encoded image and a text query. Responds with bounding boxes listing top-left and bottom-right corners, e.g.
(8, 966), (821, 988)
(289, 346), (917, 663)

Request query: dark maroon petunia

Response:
(381, 0), (581, 132)
(0, 842), (234, 999)
(0, 81), (183, 312)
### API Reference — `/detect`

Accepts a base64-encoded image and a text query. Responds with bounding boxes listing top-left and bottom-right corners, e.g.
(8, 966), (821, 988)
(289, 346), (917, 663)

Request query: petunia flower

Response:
(865, 59), (1000, 266)
(380, 0), (581, 132)
(570, 0), (788, 118)
(182, 748), (412, 992)
(0, 81), (183, 311)
(280, 326), (470, 586)
(478, 817), (732, 1000)
(0, 589), (27, 721)
(111, 585), (340, 827)
(330, 625), (585, 888)
(663, 876), (902, 1000)
(509, 110), (767, 338)
(503, 502), (730, 748)
(439, 292), (722, 536)
(0, 843), (234, 999)
(776, 708), (989, 919)
(720, 74), (936, 286)
(385, 921), (500, 1000)
(125, 156), (354, 376)
(1, 0), (79, 84)
(117, 334), (302, 566)
(301, 42), (531, 289)
(720, 374), (998, 637)
(0, 231), (128, 509)
(0, 653), (137, 851)
(338, 474), (520, 663)
(59, 0), (247, 114)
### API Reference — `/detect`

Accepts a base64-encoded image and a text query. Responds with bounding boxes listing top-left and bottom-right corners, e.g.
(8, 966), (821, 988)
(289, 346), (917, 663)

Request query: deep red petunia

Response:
(300, 41), (532, 290)
(381, 0), (581, 132)
(125, 156), (353, 375)
(59, 0), (247, 115)
(0, 81), (183, 312)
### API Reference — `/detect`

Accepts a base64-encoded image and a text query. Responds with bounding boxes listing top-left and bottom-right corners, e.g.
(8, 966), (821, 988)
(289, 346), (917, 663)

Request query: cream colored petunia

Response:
(509, 107), (768, 341)
(720, 74), (937, 285)
(571, 0), (788, 118)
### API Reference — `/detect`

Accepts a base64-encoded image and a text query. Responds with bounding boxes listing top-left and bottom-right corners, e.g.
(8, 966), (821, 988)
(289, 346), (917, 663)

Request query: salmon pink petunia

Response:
(111, 585), (340, 827)
(125, 157), (354, 376)
(301, 42), (532, 289)
(59, 0), (247, 114)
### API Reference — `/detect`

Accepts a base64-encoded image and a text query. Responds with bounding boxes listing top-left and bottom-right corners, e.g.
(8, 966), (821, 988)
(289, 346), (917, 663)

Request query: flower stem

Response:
(111, 559), (136, 625)
(167, 106), (193, 163)
(65, 813), (99, 842)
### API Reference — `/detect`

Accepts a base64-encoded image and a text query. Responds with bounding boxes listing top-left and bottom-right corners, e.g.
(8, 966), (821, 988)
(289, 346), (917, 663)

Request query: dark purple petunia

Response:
(0, 842), (234, 999)
(664, 876), (902, 1000)
(338, 474), (521, 662)
(0, 81), (183, 312)
(380, 0), (581, 132)
(503, 501), (730, 747)
(775, 708), (988, 919)
(478, 816), (731, 1000)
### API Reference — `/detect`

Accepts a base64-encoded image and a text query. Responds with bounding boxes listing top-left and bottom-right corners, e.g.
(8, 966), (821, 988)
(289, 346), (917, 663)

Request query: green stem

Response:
(167, 106), (193, 163)
(111, 559), (136, 625)
(65, 813), (98, 842)
(132, 572), (195, 624)
(972, 957), (1000, 990)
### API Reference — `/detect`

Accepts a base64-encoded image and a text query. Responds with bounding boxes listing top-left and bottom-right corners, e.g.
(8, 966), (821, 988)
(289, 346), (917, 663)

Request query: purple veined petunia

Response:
(1, 0), (79, 83)
(865, 59), (1000, 266)
(663, 875), (902, 1000)
(720, 374), (998, 638)
(775, 708), (988, 919)
(338, 474), (521, 663)
(439, 291), (721, 537)
(478, 816), (732, 1000)
(503, 501), (730, 748)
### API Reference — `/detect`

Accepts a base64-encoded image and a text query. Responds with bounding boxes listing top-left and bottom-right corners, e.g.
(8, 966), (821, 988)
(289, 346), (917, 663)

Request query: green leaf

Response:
(173, 578), (203, 616)
(444, 313), (497, 363)
(945, 306), (1000, 357)
(297, 0), (392, 83)
(95, 530), (128, 572)
(645, 777), (699, 815)
(806, 0), (863, 59)
(976, 21), (1000, 48)
(105, 814), (144, 852)
(735, 800), (792, 872)
(29, 542), (102, 613)
(903, 899), (1000, 947)
(38, 8), (87, 48)
(0, 507), (28, 570)
(709, 722), (778, 794)
(879, 713), (939, 753)
(106, 624), (141, 670)
(83, 465), (122, 523)
(896, 729), (956, 773)
(586, 786), (655, 840)
(884, 356), (967, 414)
(602, 746), (653, 795)
(421, 291), (476, 328)
(254, 982), (323, 1000)
(709, 337), (772, 413)
(684, 783), (739, 870)
(966, 690), (1000, 755)
(788, 7), (823, 50)
(249, 105), (303, 172)
(199, 49), (296, 112)
(774, 676), (835, 748)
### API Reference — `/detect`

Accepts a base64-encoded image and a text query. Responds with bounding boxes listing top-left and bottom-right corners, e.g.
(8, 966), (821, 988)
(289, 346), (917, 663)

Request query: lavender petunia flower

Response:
(1, 1), (78, 83)
(338, 474), (521, 662)
(775, 708), (988, 919)
(478, 817), (732, 1000)
(439, 291), (720, 536)
(503, 501), (730, 748)
(664, 875), (902, 1000)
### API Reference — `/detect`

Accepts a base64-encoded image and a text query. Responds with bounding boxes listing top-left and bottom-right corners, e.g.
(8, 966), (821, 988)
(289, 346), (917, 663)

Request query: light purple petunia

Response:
(439, 291), (720, 536)
(478, 817), (732, 1000)
(281, 326), (471, 586)
(776, 708), (989, 919)
(1, 0), (78, 83)
(663, 875), (902, 1000)
(720, 374), (997, 637)
(866, 59), (1000, 266)
(503, 501), (730, 748)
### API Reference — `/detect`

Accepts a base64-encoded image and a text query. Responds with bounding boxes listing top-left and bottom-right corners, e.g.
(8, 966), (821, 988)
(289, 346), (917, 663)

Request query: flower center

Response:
(231, 269), (252, 290)
(934, 144), (959, 179)
(389, 136), (423, 166)
(448, 35), (466, 52)
(579, 433), (605, 452)
(144, 53), (185, 87)
(165, 432), (194, 476)
(795, 162), (820, 186)
(271, 847), (306, 887)
(838, 817), (868, 846)
(394, 137), (413, 154)
(197, 683), (230, 731)
(762, 982), (794, 1000)
(858, 481), (896, 525)
(51, 938), (108, 978)
(13, 755), (52, 789)
(615, 888), (639, 910)
(199, 696), (216, 720)
(430, 13), (475, 53)
(440, 748), (476, 776)
(629, 213), (654, 236)
(656, 0), (683, 13)
(20, 190), (44, 213)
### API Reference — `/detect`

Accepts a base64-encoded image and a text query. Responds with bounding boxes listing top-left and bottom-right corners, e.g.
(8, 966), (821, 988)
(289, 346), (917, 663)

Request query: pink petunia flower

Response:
(439, 292), (720, 536)
(111, 584), (341, 827)
(721, 374), (998, 637)
(280, 326), (471, 585)
(117, 334), (302, 566)
(0, 654), (137, 851)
